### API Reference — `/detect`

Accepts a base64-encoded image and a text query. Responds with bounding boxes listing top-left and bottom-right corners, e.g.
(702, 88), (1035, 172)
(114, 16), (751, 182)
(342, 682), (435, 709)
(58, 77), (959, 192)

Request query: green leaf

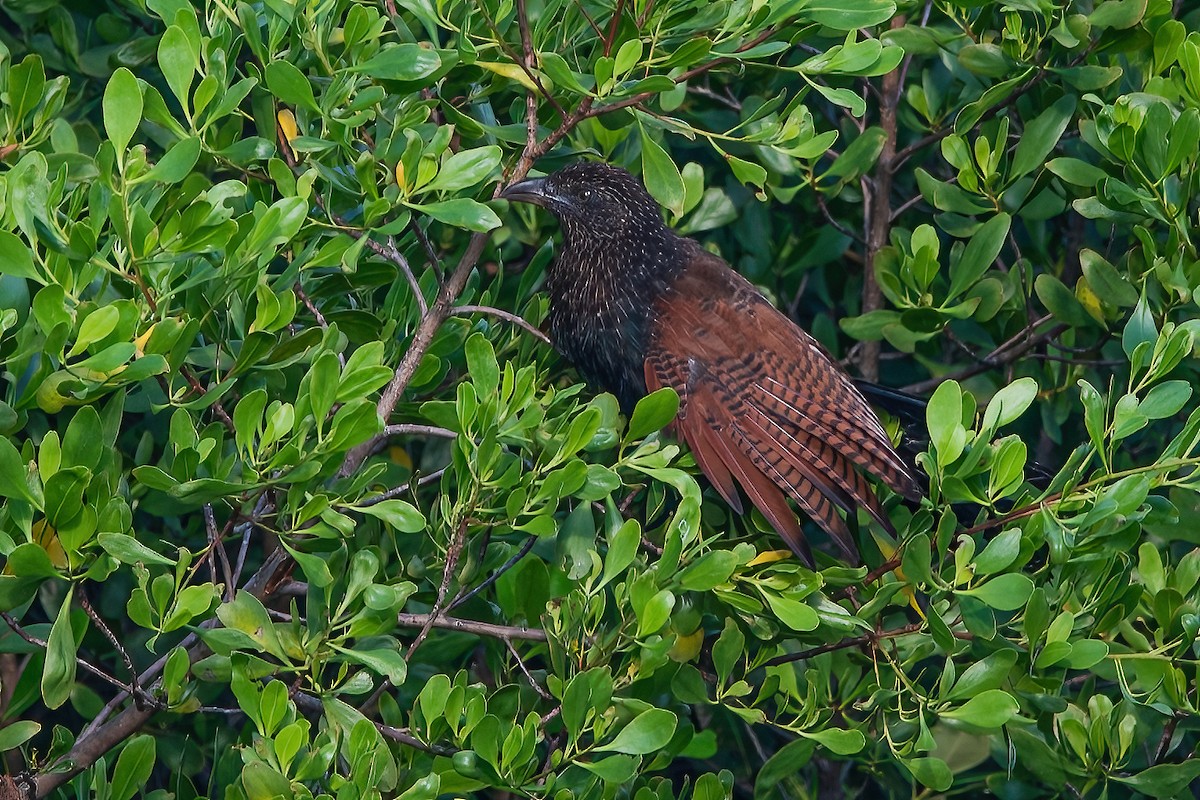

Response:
(0, 436), (34, 502)
(948, 213), (1010, 297)
(801, 727), (865, 755)
(958, 43), (1011, 77)
(640, 128), (685, 218)
(112, 735), (157, 800)
(1140, 381), (1191, 420)
(1035, 273), (1093, 327)
(724, 153), (769, 188)
(359, 499), (426, 533)
(7, 55), (45, 126)
(580, 754), (640, 784)
(636, 588), (675, 636)
(1011, 96), (1076, 178)
(597, 708), (678, 754)
(157, 25), (196, 108)
(941, 689), (1019, 728)
(712, 617), (743, 686)
(615, 38), (643, 76)
(602, 519), (640, 586)
(0, 231), (38, 281)
(961, 573), (1034, 610)
(0, 720), (40, 751)
(625, 387), (679, 442)
(426, 146), (501, 192)
(265, 61), (319, 112)
(972, 528), (1021, 575)
(465, 333), (499, 399)
(1122, 295), (1157, 360)
(1047, 157), (1110, 187)
(1113, 762), (1200, 798)
(42, 586), (77, 710)
(946, 649), (1018, 701)
(980, 377), (1038, 433)
(1080, 249), (1138, 307)
(143, 136), (201, 184)
(104, 68), (143, 155)
(762, 591), (819, 631)
(800, 0), (895, 29)
(333, 644), (408, 685)
(349, 44), (442, 81)
(823, 127), (886, 182)
(68, 306), (119, 358)
(1089, 0), (1147, 30)
(539, 52), (589, 94)
(927, 380), (966, 465)
(98, 532), (176, 566)
(906, 757), (953, 790)
(1066, 639), (1109, 670)
(678, 550), (738, 591)
(407, 199), (501, 232)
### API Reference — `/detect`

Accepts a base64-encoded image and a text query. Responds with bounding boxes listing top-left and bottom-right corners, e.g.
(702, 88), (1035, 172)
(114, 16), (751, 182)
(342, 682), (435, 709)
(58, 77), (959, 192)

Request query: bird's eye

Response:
(581, 189), (593, 200)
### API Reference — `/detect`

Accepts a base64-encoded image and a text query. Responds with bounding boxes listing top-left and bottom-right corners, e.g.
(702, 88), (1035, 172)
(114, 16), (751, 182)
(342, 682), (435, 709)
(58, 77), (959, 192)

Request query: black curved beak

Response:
(500, 177), (554, 208)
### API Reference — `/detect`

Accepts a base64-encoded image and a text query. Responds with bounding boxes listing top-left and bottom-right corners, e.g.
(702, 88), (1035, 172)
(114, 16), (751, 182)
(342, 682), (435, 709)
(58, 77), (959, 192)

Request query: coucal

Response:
(502, 163), (921, 566)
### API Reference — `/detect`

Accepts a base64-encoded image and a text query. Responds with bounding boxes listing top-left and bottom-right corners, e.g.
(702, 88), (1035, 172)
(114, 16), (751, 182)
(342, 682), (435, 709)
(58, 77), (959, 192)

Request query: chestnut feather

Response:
(503, 163), (921, 566)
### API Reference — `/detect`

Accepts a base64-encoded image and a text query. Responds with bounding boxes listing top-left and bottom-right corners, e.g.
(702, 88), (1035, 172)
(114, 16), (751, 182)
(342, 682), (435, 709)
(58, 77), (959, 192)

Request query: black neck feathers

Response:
(503, 164), (687, 409)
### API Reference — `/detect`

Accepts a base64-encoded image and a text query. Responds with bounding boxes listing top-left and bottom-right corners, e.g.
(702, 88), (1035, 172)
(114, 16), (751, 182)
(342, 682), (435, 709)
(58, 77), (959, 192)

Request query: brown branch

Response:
(293, 691), (459, 756)
(406, 516), (471, 658)
(33, 549), (292, 798)
(340, 233), (492, 476)
(449, 534), (539, 611)
(763, 622), (924, 667)
(77, 588), (142, 703)
(902, 315), (1062, 394)
(394, 613), (548, 641)
(603, 0), (628, 56)
(506, 638), (554, 699)
(858, 15), (906, 384)
(452, 304), (551, 344)
(362, 236), (428, 317)
(0, 612), (143, 701)
(383, 423), (458, 439)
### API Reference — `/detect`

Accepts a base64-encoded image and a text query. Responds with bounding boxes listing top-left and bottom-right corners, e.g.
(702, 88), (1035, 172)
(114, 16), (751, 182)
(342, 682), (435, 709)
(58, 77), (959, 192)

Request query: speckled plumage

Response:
(502, 163), (921, 565)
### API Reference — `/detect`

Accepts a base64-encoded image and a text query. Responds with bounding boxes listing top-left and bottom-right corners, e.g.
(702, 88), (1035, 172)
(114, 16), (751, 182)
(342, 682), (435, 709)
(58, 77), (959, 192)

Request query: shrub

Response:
(1, 0), (1199, 797)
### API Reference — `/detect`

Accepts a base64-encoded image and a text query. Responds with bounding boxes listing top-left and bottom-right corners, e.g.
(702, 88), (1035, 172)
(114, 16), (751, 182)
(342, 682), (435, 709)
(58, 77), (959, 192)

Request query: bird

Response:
(501, 162), (922, 566)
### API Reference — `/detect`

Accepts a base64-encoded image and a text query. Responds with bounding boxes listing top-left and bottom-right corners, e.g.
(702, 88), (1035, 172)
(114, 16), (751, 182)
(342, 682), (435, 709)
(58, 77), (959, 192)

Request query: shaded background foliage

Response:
(0, 0), (1199, 797)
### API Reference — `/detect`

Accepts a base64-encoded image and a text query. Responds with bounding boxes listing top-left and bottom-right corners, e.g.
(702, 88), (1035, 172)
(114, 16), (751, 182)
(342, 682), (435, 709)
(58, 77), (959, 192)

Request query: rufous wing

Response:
(644, 246), (921, 565)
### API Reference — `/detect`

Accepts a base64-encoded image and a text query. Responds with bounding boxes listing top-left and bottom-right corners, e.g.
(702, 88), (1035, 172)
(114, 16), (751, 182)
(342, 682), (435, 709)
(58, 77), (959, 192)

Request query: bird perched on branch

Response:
(502, 162), (921, 566)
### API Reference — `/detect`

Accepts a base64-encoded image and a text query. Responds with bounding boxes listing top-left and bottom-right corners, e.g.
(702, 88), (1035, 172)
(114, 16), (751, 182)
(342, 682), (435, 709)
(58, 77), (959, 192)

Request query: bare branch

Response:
(449, 535), (539, 610)
(383, 423), (459, 439)
(396, 612), (548, 642)
(452, 304), (552, 345)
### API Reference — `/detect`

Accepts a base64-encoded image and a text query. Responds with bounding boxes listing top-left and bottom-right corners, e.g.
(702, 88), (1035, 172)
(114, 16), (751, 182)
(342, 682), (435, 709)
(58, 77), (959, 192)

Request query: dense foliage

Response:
(1, 0), (1199, 797)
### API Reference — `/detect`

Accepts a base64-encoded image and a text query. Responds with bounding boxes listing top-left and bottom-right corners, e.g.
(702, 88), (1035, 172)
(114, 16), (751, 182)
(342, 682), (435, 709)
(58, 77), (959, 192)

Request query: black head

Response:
(501, 163), (667, 237)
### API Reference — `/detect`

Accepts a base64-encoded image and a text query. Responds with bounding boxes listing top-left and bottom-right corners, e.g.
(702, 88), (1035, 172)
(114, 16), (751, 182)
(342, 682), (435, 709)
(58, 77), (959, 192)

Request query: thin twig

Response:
(452, 304), (551, 344)
(0, 612), (155, 703)
(407, 517), (471, 658)
(383, 424), (459, 439)
(449, 535), (539, 611)
(506, 638), (554, 699)
(393, 614), (549, 642)
(764, 623), (924, 666)
(364, 236), (429, 317)
(78, 588), (142, 701)
(361, 468), (448, 505)
(902, 316), (1063, 394)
